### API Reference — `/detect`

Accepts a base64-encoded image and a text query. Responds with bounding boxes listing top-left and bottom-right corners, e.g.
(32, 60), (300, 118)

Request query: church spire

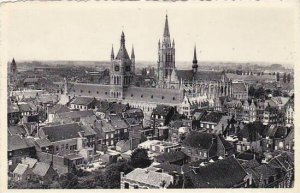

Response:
(192, 45), (198, 74)
(193, 45), (198, 64)
(121, 31), (125, 47)
(111, 45), (114, 59)
(163, 14), (170, 37)
(131, 45), (135, 59)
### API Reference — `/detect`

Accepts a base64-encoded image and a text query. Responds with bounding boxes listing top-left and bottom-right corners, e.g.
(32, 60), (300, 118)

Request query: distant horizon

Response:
(2, 2), (296, 68)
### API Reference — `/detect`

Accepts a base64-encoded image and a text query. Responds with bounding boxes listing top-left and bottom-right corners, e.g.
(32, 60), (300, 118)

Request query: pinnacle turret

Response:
(131, 45), (135, 59)
(111, 45), (114, 59)
(163, 14), (170, 37)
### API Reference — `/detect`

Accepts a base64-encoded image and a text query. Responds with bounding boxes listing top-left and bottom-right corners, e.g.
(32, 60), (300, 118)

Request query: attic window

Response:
(162, 96), (164, 99)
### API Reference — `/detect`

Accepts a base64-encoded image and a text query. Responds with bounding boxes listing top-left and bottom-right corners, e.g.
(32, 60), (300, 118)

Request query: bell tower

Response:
(157, 14), (175, 88)
(110, 31), (134, 100)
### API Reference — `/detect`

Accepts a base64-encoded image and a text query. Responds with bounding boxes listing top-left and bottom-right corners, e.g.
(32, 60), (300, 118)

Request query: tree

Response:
(59, 173), (79, 189)
(283, 73), (287, 83)
(276, 72), (280, 82)
(248, 85), (256, 97)
(254, 87), (265, 99)
(130, 148), (152, 168)
(102, 161), (133, 189)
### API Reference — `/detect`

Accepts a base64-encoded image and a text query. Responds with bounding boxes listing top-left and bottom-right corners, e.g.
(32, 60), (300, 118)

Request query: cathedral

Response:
(65, 14), (248, 116)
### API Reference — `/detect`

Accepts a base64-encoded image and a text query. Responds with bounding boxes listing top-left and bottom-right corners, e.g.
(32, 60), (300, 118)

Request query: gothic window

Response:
(115, 65), (119, 71)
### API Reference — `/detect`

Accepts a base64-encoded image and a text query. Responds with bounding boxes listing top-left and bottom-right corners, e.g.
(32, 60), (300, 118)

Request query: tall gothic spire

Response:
(193, 45), (198, 64)
(131, 45), (135, 58)
(121, 31), (125, 47)
(163, 14), (170, 37)
(111, 45), (114, 59)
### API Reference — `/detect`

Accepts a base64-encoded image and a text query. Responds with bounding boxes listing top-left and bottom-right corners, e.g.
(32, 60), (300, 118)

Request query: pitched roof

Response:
(56, 110), (94, 120)
(13, 164), (29, 175)
(70, 96), (95, 106)
(232, 82), (247, 92)
(183, 131), (216, 150)
(155, 151), (188, 163)
(8, 102), (19, 113)
(40, 123), (84, 142)
(184, 156), (247, 188)
(48, 104), (70, 114)
(123, 86), (183, 105)
(200, 111), (223, 124)
(110, 115), (129, 130)
(252, 164), (277, 179)
(32, 162), (51, 177)
(153, 105), (174, 116)
(22, 157), (38, 168)
(18, 103), (33, 112)
(68, 83), (111, 99)
(8, 125), (27, 136)
(35, 138), (52, 147)
(124, 168), (173, 187)
(8, 135), (35, 151)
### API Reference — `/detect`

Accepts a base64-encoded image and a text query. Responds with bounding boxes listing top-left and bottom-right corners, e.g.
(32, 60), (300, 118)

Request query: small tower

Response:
(131, 45), (135, 75)
(10, 58), (17, 83)
(192, 46), (198, 75)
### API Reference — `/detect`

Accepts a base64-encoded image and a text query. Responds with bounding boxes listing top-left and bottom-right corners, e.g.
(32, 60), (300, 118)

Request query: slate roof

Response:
(18, 103), (33, 112)
(184, 156), (247, 188)
(110, 115), (129, 130)
(32, 162), (51, 177)
(8, 135), (35, 151)
(100, 120), (115, 133)
(124, 86), (183, 105)
(153, 105), (174, 116)
(155, 151), (188, 163)
(22, 157), (38, 168)
(183, 131), (216, 150)
(232, 82), (247, 92)
(13, 164), (29, 175)
(68, 83), (111, 99)
(176, 70), (226, 82)
(40, 123), (84, 142)
(56, 110), (94, 120)
(240, 159), (260, 169)
(70, 96), (95, 106)
(200, 111), (223, 124)
(48, 104), (70, 114)
(124, 168), (173, 187)
(8, 125), (27, 136)
(125, 108), (144, 118)
(252, 164), (277, 179)
(35, 138), (52, 147)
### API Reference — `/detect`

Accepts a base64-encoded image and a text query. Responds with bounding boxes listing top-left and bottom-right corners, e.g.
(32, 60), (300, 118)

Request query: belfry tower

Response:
(110, 31), (135, 100)
(157, 14), (175, 88)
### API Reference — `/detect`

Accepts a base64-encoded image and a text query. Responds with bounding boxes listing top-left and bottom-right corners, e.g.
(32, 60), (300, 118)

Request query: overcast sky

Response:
(1, 1), (297, 67)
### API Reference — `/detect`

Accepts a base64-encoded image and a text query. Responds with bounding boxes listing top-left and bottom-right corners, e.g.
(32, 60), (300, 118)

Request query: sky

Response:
(1, 1), (297, 67)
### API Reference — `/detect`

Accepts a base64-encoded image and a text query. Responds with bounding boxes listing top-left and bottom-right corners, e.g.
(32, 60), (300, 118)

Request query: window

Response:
(151, 95), (153, 99)
(111, 133), (114, 138)
(124, 183), (129, 189)
(66, 144), (69, 150)
(131, 94), (133, 97)
(125, 66), (131, 72)
(97, 91), (99, 94)
(56, 146), (59, 151)
(141, 95), (143, 98)
(115, 65), (120, 71)
(81, 90), (83, 93)
(173, 97), (175, 100)
(61, 144), (64, 150)
(106, 134), (109, 139)
(162, 96), (164, 99)
(105, 92), (108, 95)
(88, 90), (91, 93)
